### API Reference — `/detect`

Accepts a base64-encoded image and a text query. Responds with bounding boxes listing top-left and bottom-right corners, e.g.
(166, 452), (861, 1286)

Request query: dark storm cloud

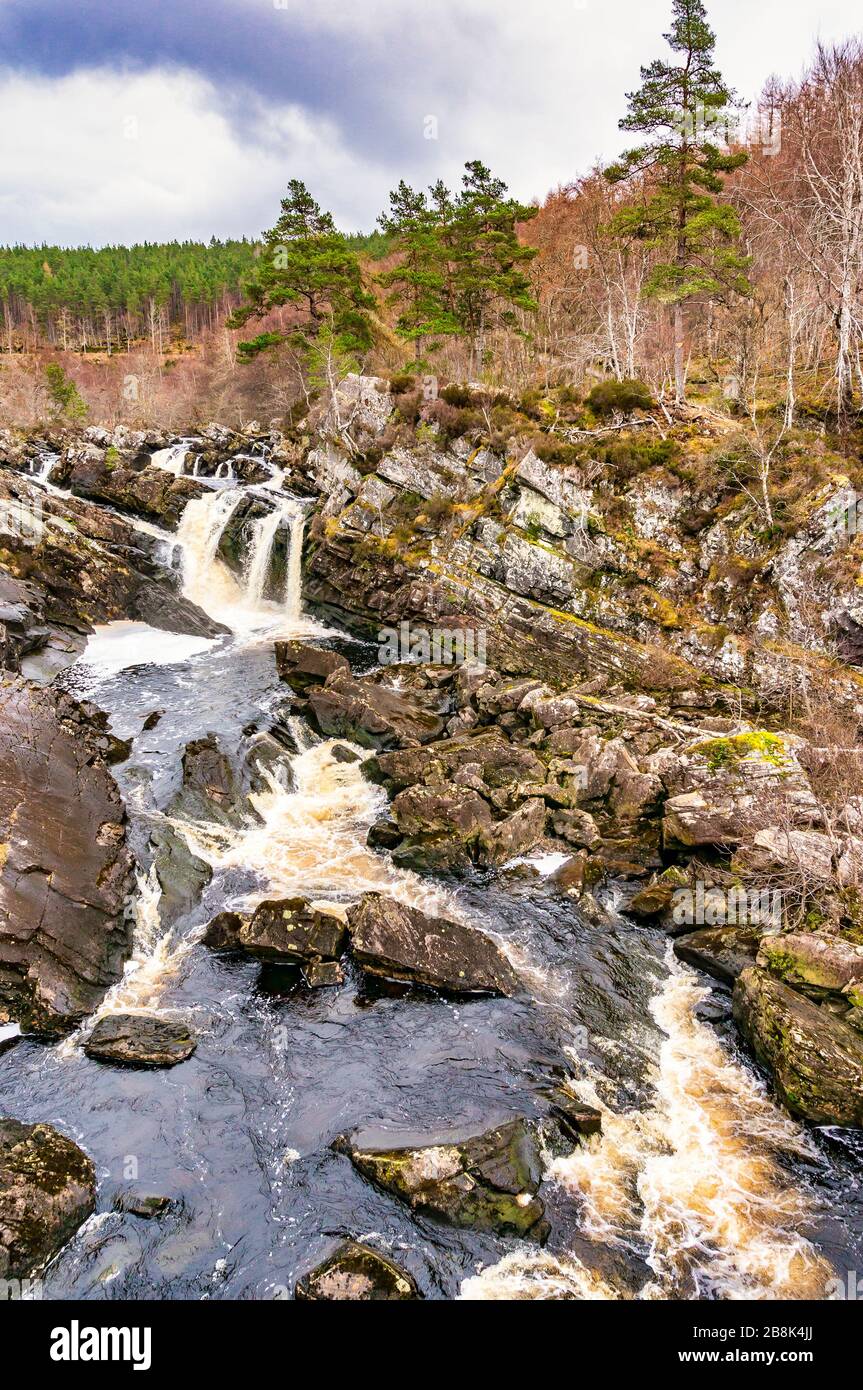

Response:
(0, 0), (481, 166)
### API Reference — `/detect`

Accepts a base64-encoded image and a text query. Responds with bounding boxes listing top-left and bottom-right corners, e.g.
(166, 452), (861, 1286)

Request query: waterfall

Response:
(175, 485), (317, 636)
(150, 439), (197, 476)
(243, 496), (306, 617)
(30, 451), (58, 483)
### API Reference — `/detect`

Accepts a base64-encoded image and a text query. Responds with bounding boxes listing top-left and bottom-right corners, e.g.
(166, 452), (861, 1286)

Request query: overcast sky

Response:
(0, 0), (857, 246)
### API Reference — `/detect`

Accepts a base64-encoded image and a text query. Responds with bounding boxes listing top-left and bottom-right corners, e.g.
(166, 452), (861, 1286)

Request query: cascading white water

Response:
(463, 946), (830, 1302)
(29, 451), (57, 483)
(176, 485), (315, 635)
(175, 727), (458, 917)
(150, 439), (197, 476)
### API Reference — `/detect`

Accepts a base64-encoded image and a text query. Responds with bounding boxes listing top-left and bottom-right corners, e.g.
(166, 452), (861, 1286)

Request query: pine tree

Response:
(229, 180), (374, 360)
(42, 362), (87, 422)
(380, 161), (538, 375)
(377, 181), (459, 364)
(605, 0), (750, 401)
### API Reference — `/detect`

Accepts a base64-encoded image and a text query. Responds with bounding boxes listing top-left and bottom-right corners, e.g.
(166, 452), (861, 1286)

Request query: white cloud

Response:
(0, 66), (384, 244)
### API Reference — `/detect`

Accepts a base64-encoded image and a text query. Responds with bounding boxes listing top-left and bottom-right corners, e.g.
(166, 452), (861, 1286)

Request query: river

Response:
(3, 453), (862, 1300)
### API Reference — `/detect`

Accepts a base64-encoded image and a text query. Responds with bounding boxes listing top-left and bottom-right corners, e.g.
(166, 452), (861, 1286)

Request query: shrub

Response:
(389, 374), (416, 395)
(440, 383), (474, 408)
(586, 378), (654, 416)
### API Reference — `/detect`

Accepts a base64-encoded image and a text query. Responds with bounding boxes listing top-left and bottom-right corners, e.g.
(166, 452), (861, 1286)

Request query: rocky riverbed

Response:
(1, 375), (863, 1299)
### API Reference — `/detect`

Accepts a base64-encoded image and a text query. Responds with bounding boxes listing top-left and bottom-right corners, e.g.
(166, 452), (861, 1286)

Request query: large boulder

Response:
(757, 933), (863, 995)
(233, 898), (346, 963)
(733, 967), (863, 1126)
(307, 670), (445, 750)
(83, 1013), (197, 1068)
(0, 1119), (96, 1278)
(295, 1241), (420, 1301)
(336, 1118), (548, 1240)
(0, 681), (133, 1033)
(673, 925), (763, 984)
(663, 734), (820, 847)
(346, 893), (518, 997)
(274, 640), (350, 693)
(388, 785), (493, 871)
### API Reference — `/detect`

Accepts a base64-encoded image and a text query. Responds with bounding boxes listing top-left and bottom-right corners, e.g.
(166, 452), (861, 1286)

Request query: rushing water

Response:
(2, 454), (863, 1300)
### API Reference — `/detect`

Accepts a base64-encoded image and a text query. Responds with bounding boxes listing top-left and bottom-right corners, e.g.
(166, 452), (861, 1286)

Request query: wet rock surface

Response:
(346, 893), (518, 997)
(0, 1118), (96, 1277)
(336, 1118), (549, 1241)
(83, 1013), (197, 1068)
(295, 1240), (421, 1300)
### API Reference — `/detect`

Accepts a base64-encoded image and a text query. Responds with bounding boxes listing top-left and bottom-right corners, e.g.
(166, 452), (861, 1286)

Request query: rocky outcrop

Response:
(0, 680), (133, 1033)
(673, 925), (763, 984)
(662, 733), (820, 847)
(0, 1119), (96, 1278)
(295, 1241), (421, 1301)
(83, 1013), (197, 1068)
(0, 472), (224, 659)
(345, 893), (518, 997)
(65, 448), (205, 526)
(335, 1118), (549, 1240)
(733, 967), (863, 1126)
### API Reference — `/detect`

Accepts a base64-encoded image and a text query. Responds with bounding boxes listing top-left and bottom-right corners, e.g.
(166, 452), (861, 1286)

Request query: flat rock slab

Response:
(346, 893), (518, 997)
(295, 1241), (420, 1300)
(336, 1118), (548, 1241)
(0, 1118), (96, 1278)
(84, 1013), (196, 1068)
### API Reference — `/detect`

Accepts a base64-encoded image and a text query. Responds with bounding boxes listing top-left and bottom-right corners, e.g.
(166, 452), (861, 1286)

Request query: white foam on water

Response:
(545, 947), (830, 1300)
(75, 621), (217, 679)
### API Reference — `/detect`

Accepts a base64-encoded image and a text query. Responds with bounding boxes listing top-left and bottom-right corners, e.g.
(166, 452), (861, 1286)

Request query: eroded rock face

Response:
(733, 967), (863, 1126)
(346, 893), (518, 997)
(0, 680), (133, 1033)
(0, 1119), (96, 1278)
(83, 1013), (197, 1068)
(336, 1118), (548, 1240)
(295, 1241), (420, 1301)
